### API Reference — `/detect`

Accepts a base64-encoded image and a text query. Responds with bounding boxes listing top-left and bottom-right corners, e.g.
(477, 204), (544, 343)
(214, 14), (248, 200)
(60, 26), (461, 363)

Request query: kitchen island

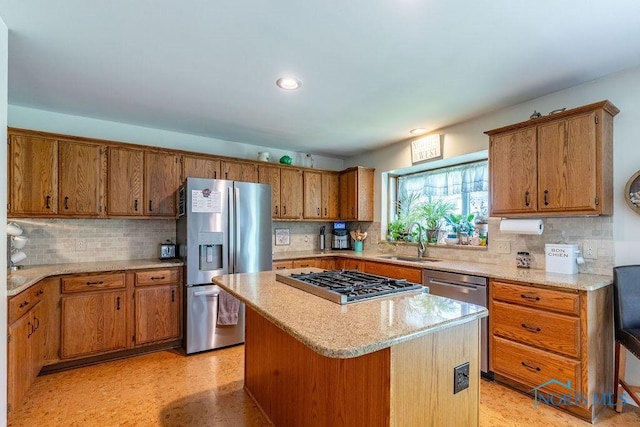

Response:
(214, 269), (488, 427)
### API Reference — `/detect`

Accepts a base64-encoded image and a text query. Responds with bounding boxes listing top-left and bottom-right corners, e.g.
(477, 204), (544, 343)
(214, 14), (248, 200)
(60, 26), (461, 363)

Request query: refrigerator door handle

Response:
(234, 186), (241, 272)
(193, 289), (220, 297)
(228, 186), (235, 274)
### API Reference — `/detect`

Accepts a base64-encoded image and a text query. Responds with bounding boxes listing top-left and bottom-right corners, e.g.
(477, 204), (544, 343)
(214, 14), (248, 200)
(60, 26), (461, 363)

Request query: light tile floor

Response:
(8, 346), (640, 426)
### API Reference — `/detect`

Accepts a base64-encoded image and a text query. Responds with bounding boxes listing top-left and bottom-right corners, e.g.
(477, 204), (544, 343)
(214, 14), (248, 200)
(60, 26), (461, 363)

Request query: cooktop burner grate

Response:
(276, 269), (424, 304)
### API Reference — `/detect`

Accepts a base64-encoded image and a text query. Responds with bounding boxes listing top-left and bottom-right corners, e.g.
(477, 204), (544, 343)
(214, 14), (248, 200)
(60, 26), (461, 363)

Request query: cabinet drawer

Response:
(8, 281), (45, 324)
(364, 262), (422, 283)
(493, 336), (581, 396)
(272, 261), (293, 270)
(135, 269), (180, 286)
(492, 280), (580, 315)
(492, 300), (580, 358)
(62, 273), (126, 293)
(292, 259), (317, 268)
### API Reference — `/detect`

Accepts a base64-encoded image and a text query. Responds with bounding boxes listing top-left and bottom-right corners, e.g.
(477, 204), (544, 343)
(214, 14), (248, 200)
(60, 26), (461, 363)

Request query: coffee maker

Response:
(331, 222), (350, 250)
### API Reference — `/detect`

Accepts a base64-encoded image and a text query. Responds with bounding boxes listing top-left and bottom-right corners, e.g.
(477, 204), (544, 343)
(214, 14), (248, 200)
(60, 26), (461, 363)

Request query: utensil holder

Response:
(353, 241), (363, 252)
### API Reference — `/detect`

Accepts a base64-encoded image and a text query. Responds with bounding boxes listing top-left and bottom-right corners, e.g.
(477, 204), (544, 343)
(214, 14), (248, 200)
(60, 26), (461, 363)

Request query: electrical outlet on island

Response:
(75, 238), (86, 251)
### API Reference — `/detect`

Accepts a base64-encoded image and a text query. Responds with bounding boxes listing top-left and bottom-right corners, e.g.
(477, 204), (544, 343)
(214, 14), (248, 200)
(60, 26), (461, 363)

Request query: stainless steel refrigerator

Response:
(177, 177), (272, 354)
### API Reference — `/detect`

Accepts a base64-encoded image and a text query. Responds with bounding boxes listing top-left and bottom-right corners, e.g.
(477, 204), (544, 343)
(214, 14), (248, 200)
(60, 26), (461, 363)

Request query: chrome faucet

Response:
(406, 222), (426, 258)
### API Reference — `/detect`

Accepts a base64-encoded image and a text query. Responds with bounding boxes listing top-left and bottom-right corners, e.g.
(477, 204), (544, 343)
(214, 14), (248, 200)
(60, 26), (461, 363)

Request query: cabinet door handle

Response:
(351, 207), (355, 216)
(85, 281), (104, 286)
(33, 316), (40, 331)
(520, 293), (540, 302)
(171, 289), (175, 302)
(27, 321), (33, 338)
(225, 172), (228, 179)
(19, 300), (29, 308)
(521, 323), (541, 333)
(134, 199), (138, 211)
(149, 200), (153, 212)
(275, 206), (279, 216)
(317, 207), (320, 216)
(543, 190), (549, 206)
(214, 171), (217, 179)
(116, 296), (121, 310)
(64, 196), (69, 210)
(150, 276), (166, 281)
(521, 361), (541, 372)
(45, 195), (51, 209)
(324, 207), (327, 216)
(283, 206), (287, 215)
(524, 191), (530, 207)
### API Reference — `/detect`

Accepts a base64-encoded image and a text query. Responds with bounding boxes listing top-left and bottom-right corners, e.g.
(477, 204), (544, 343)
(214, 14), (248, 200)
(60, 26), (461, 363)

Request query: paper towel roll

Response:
(499, 219), (544, 235)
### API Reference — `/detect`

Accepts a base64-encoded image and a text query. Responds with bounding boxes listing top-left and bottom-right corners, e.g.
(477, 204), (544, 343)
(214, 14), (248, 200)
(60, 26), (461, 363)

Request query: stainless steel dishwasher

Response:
(422, 269), (489, 375)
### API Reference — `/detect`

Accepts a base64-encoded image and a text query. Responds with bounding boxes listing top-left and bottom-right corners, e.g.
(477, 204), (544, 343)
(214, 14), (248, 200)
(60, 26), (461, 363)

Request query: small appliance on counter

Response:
(159, 240), (176, 260)
(331, 221), (350, 250)
(545, 244), (584, 275)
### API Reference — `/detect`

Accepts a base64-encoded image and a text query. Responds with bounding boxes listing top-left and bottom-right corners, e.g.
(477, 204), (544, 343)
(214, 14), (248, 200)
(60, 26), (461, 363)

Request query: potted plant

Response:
(387, 219), (408, 241)
(418, 199), (455, 244)
(444, 214), (476, 245)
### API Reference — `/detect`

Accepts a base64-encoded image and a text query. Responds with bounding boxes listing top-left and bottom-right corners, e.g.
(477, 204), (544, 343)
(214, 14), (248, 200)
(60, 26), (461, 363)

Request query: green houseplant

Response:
(444, 214), (475, 244)
(387, 219), (409, 241)
(418, 199), (455, 244)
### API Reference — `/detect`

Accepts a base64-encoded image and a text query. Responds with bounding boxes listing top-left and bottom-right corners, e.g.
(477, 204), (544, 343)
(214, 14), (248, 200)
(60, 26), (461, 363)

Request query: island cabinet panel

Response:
(390, 320), (479, 427)
(58, 140), (103, 216)
(8, 134), (58, 215)
(181, 154), (220, 181)
(245, 307), (391, 427)
(107, 146), (144, 216)
(489, 279), (613, 422)
(486, 100), (618, 217)
(144, 151), (179, 216)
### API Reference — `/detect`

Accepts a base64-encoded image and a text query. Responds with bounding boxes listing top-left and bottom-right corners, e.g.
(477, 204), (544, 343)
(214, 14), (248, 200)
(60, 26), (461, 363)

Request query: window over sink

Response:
(387, 160), (488, 243)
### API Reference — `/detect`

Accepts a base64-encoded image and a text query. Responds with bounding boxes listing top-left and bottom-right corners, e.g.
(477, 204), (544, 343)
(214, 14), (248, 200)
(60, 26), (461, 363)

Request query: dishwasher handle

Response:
(427, 278), (483, 291)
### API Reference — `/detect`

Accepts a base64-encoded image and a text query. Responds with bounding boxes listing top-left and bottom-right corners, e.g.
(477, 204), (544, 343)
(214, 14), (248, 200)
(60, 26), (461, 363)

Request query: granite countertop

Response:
(7, 259), (183, 296)
(213, 268), (488, 359)
(273, 250), (613, 291)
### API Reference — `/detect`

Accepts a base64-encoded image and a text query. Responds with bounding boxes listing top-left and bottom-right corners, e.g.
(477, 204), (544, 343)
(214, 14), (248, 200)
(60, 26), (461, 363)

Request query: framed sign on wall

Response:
(411, 134), (443, 164)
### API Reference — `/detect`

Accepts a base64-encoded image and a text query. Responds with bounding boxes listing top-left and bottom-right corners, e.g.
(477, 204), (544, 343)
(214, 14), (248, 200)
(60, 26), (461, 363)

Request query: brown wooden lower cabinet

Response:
(134, 284), (181, 345)
(489, 279), (613, 422)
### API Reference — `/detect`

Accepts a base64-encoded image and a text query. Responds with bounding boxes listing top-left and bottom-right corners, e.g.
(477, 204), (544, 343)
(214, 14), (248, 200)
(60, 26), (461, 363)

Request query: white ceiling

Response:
(2, 1), (640, 158)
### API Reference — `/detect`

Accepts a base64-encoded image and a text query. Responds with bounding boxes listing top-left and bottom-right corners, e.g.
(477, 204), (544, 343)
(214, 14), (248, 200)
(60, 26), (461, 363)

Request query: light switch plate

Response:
(494, 239), (511, 254)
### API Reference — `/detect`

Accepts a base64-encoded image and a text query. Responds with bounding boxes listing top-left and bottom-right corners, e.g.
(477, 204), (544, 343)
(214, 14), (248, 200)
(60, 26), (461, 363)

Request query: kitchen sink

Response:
(375, 255), (441, 263)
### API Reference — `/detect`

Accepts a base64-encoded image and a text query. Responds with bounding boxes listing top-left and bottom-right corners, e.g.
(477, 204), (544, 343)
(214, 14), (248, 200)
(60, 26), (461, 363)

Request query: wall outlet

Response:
(75, 238), (86, 251)
(494, 239), (511, 254)
(453, 362), (470, 394)
(583, 240), (598, 259)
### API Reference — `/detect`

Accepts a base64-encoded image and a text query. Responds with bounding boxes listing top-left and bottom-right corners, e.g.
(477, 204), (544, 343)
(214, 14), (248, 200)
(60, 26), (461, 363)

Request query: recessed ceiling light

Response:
(276, 77), (302, 90)
(410, 128), (428, 135)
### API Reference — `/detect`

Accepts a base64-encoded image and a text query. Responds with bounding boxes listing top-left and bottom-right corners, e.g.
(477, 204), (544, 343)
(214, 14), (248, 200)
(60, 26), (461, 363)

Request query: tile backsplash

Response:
(9, 218), (176, 265)
(9, 216), (614, 276)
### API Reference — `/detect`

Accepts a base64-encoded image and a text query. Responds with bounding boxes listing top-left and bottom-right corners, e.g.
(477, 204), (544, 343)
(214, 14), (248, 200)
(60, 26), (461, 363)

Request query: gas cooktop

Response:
(275, 269), (425, 304)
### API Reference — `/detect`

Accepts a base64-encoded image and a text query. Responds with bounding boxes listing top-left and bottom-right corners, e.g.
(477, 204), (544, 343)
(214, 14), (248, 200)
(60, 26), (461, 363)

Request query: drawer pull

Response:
(116, 297), (121, 310)
(520, 293), (540, 301)
(276, 266), (287, 270)
(86, 281), (105, 286)
(521, 323), (541, 333)
(19, 301), (29, 308)
(171, 290), (175, 302)
(521, 361), (541, 372)
(36, 289), (44, 296)
(150, 276), (166, 280)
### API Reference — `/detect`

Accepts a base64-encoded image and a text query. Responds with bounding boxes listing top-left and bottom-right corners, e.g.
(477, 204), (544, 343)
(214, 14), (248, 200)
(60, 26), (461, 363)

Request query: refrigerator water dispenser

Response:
(198, 232), (224, 270)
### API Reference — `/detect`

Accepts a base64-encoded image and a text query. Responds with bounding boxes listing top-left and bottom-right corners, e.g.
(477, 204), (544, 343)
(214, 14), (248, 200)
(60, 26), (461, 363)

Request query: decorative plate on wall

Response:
(624, 170), (640, 214)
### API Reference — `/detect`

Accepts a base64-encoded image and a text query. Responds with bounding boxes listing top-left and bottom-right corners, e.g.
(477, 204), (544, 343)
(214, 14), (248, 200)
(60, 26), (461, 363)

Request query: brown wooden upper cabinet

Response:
(221, 159), (258, 183)
(303, 171), (339, 220)
(339, 167), (374, 221)
(486, 100), (618, 217)
(9, 134), (58, 215)
(58, 141), (103, 216)
(144, 151), (179, 216)
(181, 154), (220, 182)
(107, 146), (144, 216)
(259, 165), (303, 219)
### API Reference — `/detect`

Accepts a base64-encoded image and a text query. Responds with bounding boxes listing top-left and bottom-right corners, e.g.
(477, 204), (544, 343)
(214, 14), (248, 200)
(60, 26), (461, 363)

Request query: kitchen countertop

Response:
(273, 249), (613, 291)
(213, 268), (488, 358)
(7, 259), (183, 296)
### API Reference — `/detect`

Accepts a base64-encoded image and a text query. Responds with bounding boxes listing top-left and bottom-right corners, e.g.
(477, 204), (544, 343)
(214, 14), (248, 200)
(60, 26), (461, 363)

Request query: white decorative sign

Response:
(191, 189), (221, 213)
(411, 134), (443, 164)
